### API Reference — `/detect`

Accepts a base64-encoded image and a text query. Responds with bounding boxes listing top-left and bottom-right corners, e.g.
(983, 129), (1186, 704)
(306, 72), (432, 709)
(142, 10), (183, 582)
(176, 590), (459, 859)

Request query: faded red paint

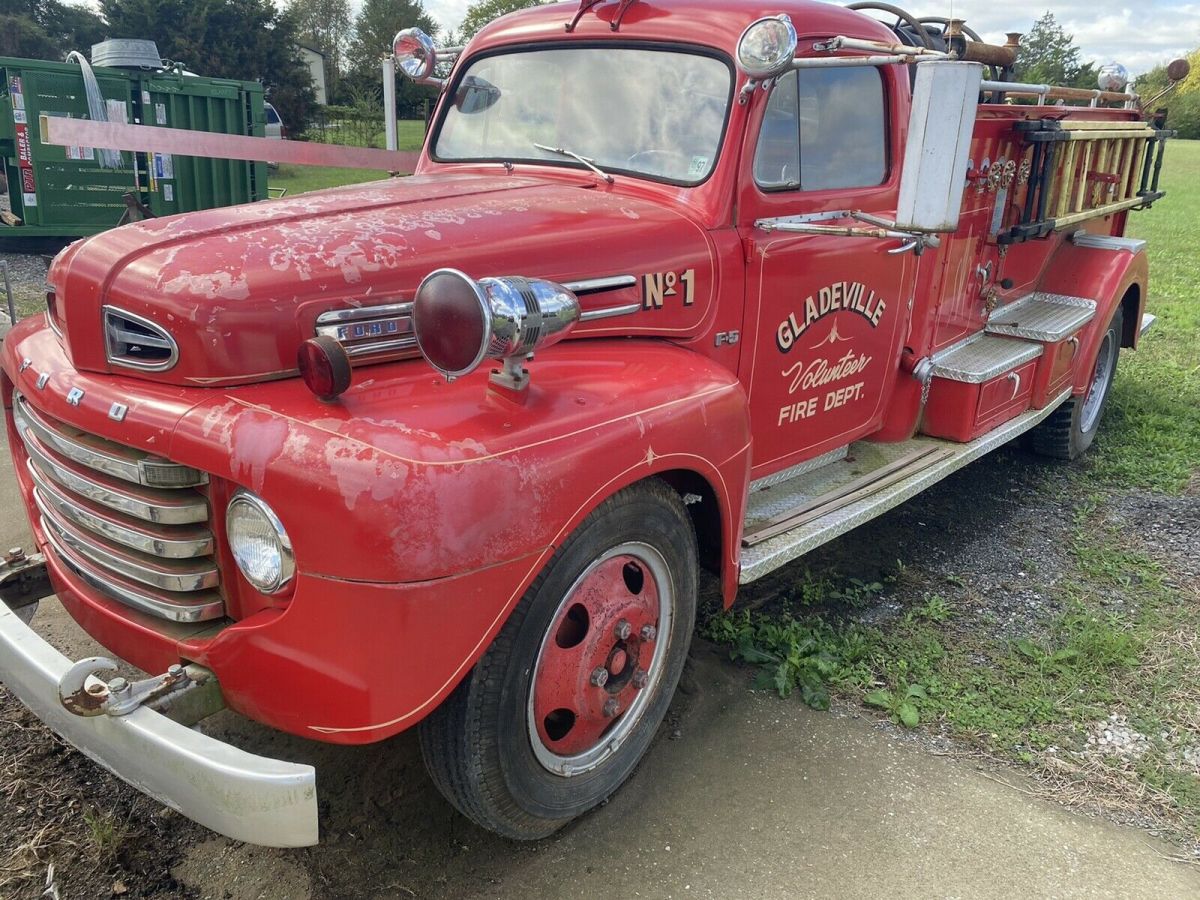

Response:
(2, 0), (1156, 744)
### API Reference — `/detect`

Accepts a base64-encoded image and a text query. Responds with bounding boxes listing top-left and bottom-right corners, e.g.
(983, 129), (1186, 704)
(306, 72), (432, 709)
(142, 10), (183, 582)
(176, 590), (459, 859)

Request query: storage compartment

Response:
(921, 334), (1042, 442)
(1030, 333), (1081, 407)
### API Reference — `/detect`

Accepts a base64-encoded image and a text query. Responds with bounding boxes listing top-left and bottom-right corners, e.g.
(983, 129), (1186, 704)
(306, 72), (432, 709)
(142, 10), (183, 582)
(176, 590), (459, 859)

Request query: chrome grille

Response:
(12, 392), (223, 623)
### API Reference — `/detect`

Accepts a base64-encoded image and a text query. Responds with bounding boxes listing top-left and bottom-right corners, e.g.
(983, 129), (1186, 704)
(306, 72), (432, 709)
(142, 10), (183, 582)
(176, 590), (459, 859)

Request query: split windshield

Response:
(433, 46), (732, 185)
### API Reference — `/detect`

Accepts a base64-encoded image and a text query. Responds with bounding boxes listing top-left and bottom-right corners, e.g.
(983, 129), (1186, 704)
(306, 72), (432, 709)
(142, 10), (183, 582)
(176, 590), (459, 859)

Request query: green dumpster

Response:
(0, 55), (266, 240)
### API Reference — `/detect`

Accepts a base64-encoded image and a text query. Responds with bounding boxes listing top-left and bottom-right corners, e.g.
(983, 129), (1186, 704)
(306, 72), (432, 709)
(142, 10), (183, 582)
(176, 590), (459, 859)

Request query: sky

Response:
(407, 0), (1199, 76)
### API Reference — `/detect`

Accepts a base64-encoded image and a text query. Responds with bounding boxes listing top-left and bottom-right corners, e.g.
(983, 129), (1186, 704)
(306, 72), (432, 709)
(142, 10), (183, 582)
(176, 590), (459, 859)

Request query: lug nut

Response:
(614, 619), (632, 641)
(632, 668), (649, 690)
(590, 667), (609, 688)
(640, 624), (657, 641)
(108, 677), (129, 695)
(603, 698), (621, 718)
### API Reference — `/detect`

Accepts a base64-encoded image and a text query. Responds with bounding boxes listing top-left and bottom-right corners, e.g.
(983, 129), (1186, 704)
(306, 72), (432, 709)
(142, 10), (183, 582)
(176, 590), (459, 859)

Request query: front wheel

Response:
(1031, 305), (1123, 460)
(418, 479), (698, 839)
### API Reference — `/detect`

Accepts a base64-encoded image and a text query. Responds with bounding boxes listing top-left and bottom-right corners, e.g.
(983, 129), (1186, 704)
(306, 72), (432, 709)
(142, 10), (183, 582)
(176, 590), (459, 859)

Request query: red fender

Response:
(1036, 240), (1148, 394)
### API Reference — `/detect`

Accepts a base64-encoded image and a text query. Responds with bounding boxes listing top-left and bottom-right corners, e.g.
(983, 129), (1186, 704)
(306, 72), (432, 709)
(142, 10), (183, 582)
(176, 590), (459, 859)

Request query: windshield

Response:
(433, 46), (732, 185)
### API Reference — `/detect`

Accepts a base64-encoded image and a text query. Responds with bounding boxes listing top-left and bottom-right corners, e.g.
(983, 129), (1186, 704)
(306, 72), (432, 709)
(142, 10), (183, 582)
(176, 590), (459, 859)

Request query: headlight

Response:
(226, 492), (295, 594)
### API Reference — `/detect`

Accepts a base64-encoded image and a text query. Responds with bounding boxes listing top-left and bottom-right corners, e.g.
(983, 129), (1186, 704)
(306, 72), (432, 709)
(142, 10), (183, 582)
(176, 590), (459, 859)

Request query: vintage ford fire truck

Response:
(0, 0), (1185, 847)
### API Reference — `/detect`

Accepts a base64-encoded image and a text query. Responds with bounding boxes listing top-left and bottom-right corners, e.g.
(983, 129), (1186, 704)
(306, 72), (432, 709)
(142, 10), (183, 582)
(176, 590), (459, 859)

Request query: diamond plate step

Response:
(986, 292), (1097, 342)
(738, 390), (1071, 583)
(930, 333), (1043, 384)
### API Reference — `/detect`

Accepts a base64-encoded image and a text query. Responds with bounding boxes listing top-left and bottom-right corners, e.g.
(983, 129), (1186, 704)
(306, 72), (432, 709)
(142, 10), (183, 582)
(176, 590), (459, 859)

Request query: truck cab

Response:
(0, 0), (1176, 847)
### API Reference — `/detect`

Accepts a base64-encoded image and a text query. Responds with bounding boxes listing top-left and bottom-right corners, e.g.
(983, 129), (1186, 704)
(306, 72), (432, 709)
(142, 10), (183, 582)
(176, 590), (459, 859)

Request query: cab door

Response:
(737, 61), (917, 479)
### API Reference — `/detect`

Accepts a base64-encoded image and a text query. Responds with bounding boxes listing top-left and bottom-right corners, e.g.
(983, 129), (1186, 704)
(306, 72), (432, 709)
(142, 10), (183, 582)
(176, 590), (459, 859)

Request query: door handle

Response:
(1007, 371), (1022, 399)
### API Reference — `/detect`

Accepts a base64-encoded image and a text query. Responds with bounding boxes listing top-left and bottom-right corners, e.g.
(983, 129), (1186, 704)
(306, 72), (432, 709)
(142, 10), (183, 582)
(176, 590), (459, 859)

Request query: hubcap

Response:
(1080, 330), (1115, 434)
(528, 543), (673, 777)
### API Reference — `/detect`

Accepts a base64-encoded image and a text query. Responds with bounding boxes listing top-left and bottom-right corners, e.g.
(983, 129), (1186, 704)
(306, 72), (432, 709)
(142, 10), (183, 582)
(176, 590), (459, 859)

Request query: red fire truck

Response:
(0, 0), (1186, 847)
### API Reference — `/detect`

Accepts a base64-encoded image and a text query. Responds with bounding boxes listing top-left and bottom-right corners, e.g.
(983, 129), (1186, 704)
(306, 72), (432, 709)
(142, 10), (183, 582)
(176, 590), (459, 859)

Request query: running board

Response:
(738, 389), (1072, 583)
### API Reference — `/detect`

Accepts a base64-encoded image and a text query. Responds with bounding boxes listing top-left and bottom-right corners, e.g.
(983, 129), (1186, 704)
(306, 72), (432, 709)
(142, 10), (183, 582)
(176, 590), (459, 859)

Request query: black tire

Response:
(1032, 305), (1123, 460)
(418, 479), (698, 839)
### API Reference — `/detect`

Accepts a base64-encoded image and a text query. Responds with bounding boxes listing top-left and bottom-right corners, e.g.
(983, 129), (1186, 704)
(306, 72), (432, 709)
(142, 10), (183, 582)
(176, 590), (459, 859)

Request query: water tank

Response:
(91, 39), (164, 69)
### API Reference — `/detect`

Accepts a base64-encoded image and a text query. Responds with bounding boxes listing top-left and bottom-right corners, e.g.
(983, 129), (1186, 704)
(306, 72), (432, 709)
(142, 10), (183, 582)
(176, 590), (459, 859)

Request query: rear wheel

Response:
(418, 479), (697, 839)
(1032, 305), (1122, 460)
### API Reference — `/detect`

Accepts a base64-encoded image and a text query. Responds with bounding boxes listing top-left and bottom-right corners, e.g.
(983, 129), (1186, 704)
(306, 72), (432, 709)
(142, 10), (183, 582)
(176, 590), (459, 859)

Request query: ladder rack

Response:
(997, 118), (1172, 244)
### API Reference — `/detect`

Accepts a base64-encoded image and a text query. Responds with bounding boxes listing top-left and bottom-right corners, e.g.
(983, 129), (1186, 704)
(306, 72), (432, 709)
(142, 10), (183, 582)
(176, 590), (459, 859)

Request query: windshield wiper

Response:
(533, 143), (614, 184)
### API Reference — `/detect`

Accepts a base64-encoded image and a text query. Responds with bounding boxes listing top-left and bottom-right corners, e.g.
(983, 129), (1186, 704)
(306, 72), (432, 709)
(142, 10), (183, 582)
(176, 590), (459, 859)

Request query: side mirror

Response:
(455, 76), (501, 114)
(895, 61), (983, 233)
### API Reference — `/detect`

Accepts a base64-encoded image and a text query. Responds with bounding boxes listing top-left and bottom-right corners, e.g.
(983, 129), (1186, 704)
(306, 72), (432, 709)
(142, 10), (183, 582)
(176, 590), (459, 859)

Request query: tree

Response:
(288, 0), (352, 94)
(346, 0), (439, 117)
(98, 0), (317, 134)
(0, 0), (105, 60)
(459, 0), (549, 41)
(1018, 11), (1098, 90)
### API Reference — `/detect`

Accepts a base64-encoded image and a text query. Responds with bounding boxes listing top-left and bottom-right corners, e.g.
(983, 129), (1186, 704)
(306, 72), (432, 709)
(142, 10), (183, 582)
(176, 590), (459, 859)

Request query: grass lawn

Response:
(268, 165), (392, 196)
(267, 120), (428, 196)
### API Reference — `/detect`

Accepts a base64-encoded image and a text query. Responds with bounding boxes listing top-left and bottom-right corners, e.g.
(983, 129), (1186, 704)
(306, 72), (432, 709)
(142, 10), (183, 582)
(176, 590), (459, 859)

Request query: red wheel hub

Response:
(532, 555), (661, 756)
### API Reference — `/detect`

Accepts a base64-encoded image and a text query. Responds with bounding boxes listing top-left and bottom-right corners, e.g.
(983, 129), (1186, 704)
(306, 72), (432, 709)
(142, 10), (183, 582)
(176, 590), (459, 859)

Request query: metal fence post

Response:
(382, 57), (398, 152)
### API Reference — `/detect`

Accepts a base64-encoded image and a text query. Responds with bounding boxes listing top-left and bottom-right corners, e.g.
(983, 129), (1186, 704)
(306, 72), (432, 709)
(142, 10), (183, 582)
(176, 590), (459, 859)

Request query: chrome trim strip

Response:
(579, 302), (643, 322)
(31, 474), (213, 559)
(342, 336), (419, 357)
(103, 305), (179, 372)
(739, 389), (1073, 583)
(930, 334), (1043, 384)
(15, 394), (140, 482)
(1070, 232), (1148, 254)
(43, 524), (224, 622)
(0, 602), (317, 844)
(38, 499), (218, 592)
(14, 394), (206, 488)
(22, 447), (207, 525)
(315, 301), (412, 325)
(562, 275), (638, 295)
(749, 445), (850, 493)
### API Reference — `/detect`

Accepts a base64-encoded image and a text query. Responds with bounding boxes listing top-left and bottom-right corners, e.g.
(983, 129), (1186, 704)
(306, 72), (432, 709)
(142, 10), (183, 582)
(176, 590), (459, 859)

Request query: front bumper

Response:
(0, 597), (319, 847)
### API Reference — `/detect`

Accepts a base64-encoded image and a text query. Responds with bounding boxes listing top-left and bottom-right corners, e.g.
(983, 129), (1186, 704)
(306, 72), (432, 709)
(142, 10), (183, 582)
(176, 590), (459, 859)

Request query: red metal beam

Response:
(38, 116), (420, 172)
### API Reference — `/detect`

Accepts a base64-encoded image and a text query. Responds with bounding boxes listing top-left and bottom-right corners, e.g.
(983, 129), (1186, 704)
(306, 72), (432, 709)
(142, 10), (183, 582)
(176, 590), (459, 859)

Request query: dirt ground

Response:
(3, 416), (1200, 899)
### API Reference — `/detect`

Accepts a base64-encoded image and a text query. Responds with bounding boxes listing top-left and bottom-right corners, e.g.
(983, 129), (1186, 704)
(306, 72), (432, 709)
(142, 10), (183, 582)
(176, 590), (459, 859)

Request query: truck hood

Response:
(48, 173), (719, 386)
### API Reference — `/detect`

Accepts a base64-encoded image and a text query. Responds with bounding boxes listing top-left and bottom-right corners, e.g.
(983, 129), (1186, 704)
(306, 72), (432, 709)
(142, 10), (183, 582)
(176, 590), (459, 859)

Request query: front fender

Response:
(1037, 239), (1148, 394)
(168, 341), (751, 739)
(174, 340), (751, 589)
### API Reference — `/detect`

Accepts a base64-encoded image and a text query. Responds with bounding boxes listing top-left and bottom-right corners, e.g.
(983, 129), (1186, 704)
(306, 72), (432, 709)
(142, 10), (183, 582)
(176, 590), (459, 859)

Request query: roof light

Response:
(737, 14), (798, 79)
(393, 28), (437, 81)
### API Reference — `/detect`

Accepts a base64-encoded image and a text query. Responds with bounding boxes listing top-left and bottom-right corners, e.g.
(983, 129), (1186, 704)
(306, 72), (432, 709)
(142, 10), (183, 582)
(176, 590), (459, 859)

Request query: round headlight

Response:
(412, 268), (492, 379)
(737, 15), (798, 79)
(226, 492), (295, 594)
(393, 27), (437, 80)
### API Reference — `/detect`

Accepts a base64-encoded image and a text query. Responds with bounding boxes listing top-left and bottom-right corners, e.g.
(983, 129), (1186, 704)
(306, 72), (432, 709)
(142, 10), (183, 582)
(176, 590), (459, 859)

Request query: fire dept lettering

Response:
(776, 281), (886, 352)
(777, 350), (873, 426)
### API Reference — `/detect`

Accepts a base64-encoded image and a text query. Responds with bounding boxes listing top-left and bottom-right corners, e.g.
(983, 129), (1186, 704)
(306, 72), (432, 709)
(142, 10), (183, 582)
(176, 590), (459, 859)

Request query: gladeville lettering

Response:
(643, 269), (695, 310)
(776, 282), (886, 352)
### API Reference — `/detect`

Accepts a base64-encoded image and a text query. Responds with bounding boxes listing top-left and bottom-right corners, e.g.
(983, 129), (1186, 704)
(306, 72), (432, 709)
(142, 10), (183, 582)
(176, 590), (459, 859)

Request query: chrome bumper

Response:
(0, 600), (319, 847)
